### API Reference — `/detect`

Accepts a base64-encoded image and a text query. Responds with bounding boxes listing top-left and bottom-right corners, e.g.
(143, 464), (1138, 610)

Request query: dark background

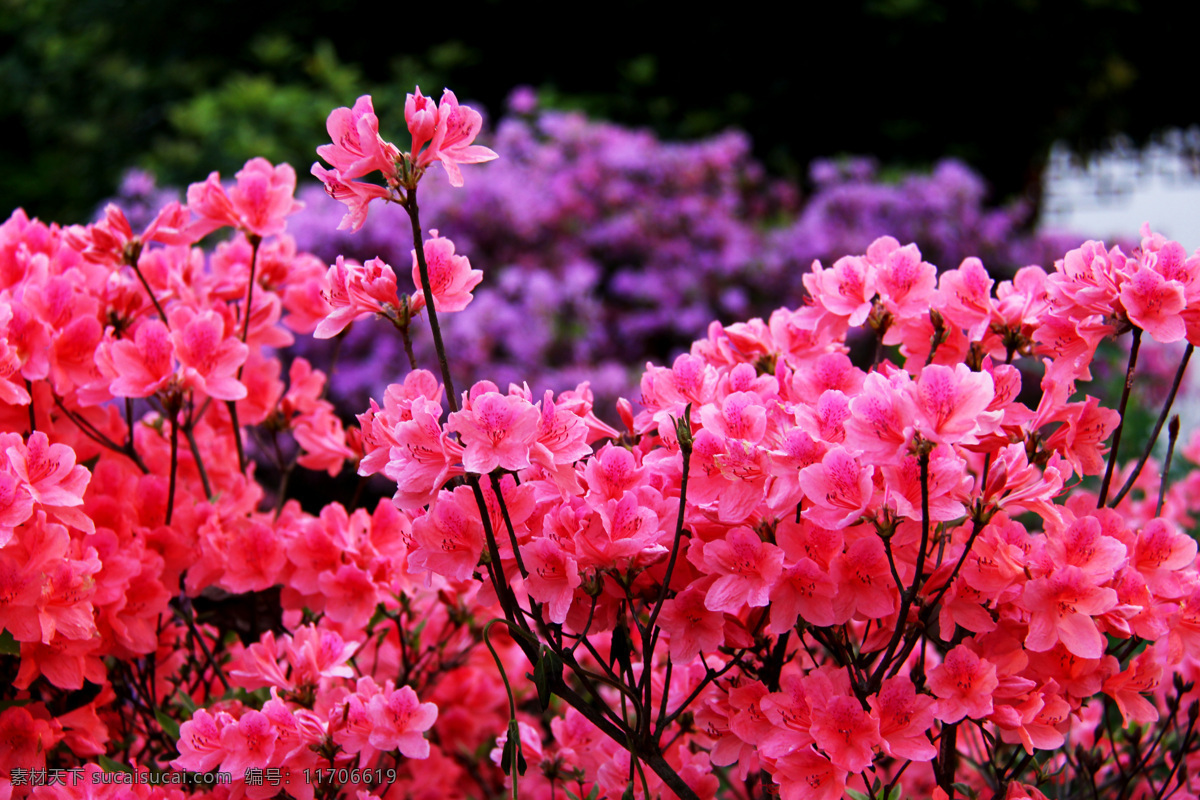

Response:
(2, 0), (1193, 223)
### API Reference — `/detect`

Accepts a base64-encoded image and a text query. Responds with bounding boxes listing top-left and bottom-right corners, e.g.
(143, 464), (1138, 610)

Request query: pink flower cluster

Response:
(7, 86), (1200, 800)
(0, 153), (466, 797)
(311, 90), (497, 232)
(353, 226), (1200, 799)
(312, 229), (481, 339)
(172, 626), (437, 797)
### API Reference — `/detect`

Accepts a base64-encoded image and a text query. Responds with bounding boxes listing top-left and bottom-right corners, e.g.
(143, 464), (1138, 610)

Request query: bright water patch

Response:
(1041, 129), (1200, 251)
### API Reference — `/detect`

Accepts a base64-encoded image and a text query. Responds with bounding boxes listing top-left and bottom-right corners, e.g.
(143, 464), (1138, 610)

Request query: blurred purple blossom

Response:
(106, 99), (1089, 418)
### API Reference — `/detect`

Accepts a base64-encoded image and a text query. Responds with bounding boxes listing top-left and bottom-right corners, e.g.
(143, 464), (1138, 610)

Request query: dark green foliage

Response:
(2, 0), (1195, 222)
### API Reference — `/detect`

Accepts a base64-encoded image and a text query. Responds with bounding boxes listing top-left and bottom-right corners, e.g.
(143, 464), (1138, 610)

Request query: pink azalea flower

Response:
(770, 558), (838, 631)
(219, 709), (278, 777)
(872, 237), (937, 319)
(578, 489), (665, 567)
(405, 86), (439, 158)
(909, 362), (998, 446)
(701, 526), (784, 613)
(830, 536), (896, 622)
(1134, 517), (1198, 597)
(173, 708), (231, 773)
(1120, 264), (1188, 342)
(383, 396), (464, 510)
(530, 389), (592, 491)
(938, 256), (996, 341)
(803, 254), (877, 326)
(102, 320), (176, 398)
(798, 446), (874, 529)
(230, 631), (293, 691)
(844, 370), (916, 461)
(446, 389), (539, 474)
(187, 157), (303, 239)
(808, 695), (880, 772)
(1102, 645), (1162, 725)
(869, 675), (936, 762)
(285, 625), (358, 686)
(294, 404), (356, 476)
(310, 163), (390, 232)
(65, 201), (197, 268)
(168, 306), (249, 401)
(410, 230), (482, 313)
(314, 256), (402, 339)
(1021, 565), (1117, 658)
(881, 446), (971, 522)
(658, 584), (726, 662)
(928, 645), (999, 722)
(770, 748), (847, 800)
(366, 683), (438, 758)
(317, 95), (399, 181)
(408, 485), (486, 582)
(523, 537), (582, 623)
(4, 431), (90, 512)
(412, 89), (498, 187)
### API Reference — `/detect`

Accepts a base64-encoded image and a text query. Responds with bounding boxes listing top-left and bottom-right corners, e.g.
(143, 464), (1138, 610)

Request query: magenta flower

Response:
(446, 390), (539, 474)
(316, 95), (399, 182)
(411, 89), (498, 187)
(410, 230), (483, 313)
(168, 306), (249, 401)
(701, 526), (784, 613)
(523, 537), (582, 623)
(929, 645), (999, 723)
(310, 163), (390, 233)
(314, 255), (402, 339)
(366, 683), (438, 758)
(186, 157), (303, 239)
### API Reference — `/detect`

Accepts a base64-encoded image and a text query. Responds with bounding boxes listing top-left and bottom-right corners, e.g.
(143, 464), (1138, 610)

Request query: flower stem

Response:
(404, 186), (458, 413)
(1157, 415), (1181, 517)
(166, 406), (179, 526)
(1110, 342), (1193, 508)
(1098, 328), (1142, 508)
(226, 234), (261, 475)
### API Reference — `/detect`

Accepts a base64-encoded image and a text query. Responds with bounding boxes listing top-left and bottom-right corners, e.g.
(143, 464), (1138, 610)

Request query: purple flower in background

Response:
(107, 96), (1088, 420)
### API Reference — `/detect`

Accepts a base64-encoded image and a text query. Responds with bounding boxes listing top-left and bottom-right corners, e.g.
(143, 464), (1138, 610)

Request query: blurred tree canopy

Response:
(1, 0), (1194, 222)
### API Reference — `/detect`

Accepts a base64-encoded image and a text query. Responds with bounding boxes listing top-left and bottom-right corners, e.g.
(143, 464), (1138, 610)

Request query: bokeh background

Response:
(3, 0), (1196, 224)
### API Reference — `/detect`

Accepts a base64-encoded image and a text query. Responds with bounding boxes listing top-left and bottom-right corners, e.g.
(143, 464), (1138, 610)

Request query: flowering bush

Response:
(4, 85), (1200, 800)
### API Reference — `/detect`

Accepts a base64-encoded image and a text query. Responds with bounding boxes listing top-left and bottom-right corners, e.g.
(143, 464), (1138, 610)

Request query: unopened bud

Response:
(674, 403), (694, 452)
(616, 397), (636, 437)
(582, 571), (604, 598)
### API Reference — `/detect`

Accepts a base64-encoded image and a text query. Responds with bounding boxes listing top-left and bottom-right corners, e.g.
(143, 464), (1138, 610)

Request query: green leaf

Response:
(0, 628), (19, 655)
(954, 782), (980, 800)
(99, 755), (133, 774)
(501, 719), (526, 776)
(175, 689), (197, 716)
(533, 647), (551, 710)
(155, 709), (181, 741)
(846, 791), (871, 800)
(500, 736), (514, 775)
(545, 647), (563, 684)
